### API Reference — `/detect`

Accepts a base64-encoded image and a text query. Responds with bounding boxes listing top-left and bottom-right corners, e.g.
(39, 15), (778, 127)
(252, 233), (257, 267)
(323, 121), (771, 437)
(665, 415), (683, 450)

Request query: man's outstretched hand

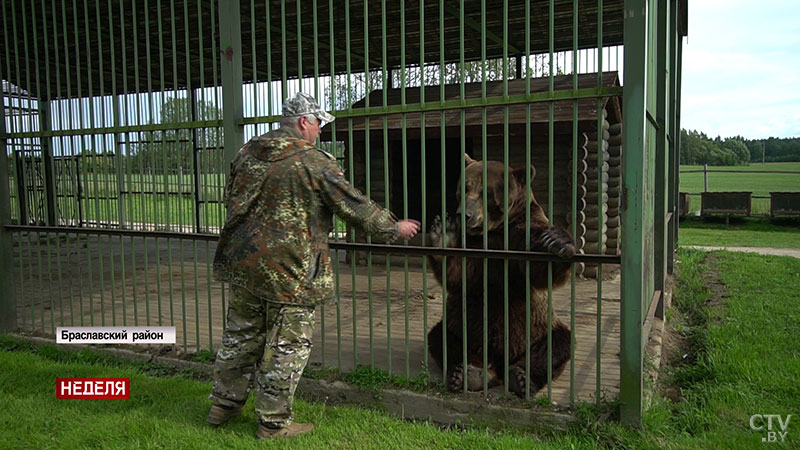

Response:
(396, 219), (421, 240)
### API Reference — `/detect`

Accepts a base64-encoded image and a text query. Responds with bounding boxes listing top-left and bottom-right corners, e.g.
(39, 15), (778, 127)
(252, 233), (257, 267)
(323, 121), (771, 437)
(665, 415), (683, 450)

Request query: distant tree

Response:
(680, 130), (749, 166)
(325, 55), (562, 110)
(720, 138), (750, 165)
(130, 96), (222, 173)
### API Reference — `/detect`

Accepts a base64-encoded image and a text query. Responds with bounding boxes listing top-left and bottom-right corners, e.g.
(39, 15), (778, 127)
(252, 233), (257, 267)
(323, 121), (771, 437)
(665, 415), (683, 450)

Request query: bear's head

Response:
(457, 154), (546, 235)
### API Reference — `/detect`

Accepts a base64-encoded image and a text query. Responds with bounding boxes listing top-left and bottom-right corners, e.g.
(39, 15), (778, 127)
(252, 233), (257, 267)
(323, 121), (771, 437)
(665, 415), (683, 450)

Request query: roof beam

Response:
(442, 1), (522, 56)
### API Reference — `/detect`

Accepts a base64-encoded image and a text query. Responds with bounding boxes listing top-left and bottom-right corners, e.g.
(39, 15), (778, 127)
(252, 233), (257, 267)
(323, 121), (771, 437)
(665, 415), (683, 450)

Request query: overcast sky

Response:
(681, 0), (800, 139)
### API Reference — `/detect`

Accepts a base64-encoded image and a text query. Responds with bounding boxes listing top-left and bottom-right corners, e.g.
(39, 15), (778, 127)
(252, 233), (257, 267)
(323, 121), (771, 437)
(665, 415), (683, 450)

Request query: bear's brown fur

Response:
(427, 155), (575, 397)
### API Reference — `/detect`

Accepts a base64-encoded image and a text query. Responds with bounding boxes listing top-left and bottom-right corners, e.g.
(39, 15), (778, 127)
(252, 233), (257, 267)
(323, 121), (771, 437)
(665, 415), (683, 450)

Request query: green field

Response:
(678, 216), (800, 248)
(680, 162), (800, 215)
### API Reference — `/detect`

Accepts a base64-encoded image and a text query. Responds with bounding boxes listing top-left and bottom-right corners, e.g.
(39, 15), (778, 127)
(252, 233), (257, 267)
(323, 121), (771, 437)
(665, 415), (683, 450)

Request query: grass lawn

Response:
(1, 249), (798, 449)
(680, 162), (800, 196)
(679, 162), (800, 215)
(650, 249), (800, 449)
(0, 336), (592, 450)
(679, 216), (800, 249)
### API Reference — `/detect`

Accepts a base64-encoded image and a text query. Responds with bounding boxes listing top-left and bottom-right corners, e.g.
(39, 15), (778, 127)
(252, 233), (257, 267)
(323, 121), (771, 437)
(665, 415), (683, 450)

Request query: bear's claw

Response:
(540, 227), (576, 258)
(429, 214), (459, 247)
(447, 363), (485, 392)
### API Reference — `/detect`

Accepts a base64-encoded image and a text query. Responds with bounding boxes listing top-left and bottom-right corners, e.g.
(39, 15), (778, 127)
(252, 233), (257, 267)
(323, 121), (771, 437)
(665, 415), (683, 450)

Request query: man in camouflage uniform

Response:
(206, 92), (420, 439)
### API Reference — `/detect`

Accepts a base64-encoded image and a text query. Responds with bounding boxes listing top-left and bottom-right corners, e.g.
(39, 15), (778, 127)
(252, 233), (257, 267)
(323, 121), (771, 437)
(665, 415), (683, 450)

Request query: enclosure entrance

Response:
(390, 137), (469, 221)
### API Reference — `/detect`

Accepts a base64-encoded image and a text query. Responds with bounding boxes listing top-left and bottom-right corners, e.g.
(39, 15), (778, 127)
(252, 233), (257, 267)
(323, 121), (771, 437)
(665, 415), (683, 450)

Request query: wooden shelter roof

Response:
(1, 0), (630, 101)
(321, 71), (621, 140)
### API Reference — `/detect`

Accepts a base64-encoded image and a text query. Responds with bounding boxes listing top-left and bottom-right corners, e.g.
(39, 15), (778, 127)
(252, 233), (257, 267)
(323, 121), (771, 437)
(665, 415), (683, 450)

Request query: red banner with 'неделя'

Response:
(56, 378), (130, 399)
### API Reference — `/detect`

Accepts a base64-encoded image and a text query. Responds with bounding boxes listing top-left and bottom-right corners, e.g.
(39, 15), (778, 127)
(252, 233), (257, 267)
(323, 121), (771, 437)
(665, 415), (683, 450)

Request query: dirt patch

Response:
(658, 253), (729, 403)
(659, 317), (690, 402)
(698, 254), (729, 322)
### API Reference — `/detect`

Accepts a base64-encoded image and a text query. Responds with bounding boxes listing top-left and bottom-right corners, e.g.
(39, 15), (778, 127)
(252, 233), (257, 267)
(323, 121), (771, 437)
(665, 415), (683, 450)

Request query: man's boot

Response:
(206, 404), (243, 426)
(256, 422), (315, 439)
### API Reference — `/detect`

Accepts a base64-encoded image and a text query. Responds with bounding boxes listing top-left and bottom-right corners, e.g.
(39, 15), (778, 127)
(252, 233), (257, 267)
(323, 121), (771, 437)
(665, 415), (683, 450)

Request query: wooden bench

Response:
(770, 192), (800, 217)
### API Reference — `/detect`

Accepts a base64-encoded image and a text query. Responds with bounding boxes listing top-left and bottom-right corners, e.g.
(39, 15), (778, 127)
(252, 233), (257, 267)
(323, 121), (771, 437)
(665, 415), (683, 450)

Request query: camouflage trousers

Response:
(209, 285), (315, 428)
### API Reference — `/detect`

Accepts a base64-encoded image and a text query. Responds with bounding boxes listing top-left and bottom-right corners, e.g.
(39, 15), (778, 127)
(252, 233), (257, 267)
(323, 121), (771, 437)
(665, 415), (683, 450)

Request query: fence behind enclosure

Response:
(1, 0), (684, 427)
(680, 164), (800, 216)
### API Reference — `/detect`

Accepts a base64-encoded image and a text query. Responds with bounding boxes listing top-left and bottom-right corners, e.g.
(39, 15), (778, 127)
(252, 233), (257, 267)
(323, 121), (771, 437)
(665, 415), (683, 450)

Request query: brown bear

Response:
(427, 154), (575, 397)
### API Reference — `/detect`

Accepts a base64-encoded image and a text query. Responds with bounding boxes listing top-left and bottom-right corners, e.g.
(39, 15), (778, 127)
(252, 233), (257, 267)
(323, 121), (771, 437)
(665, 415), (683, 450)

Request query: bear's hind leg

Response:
(428, 321), (494, 392)
(508, 324), (571, 397)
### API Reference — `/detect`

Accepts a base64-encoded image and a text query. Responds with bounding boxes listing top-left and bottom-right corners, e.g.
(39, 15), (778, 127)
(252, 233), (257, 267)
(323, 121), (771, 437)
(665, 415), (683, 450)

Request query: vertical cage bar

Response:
(0, 84), (14, 333)
(654, 0), (670, 311)
(620, 0), (649, 428)
(381, 0), (393, 376)
(295, 0), (302, 81)
(280, 0), (287, 99)
(21, 1), (38, 227)
(363, 0), (374, 368)
(438, 0), (447, 385)
(502, 0), (512, 395)
(34, 12), (57, 228)
(30, 5), (52, 333)
(97, 2), (114, 231)
(570, 0), (578, 404)
(458, 0), (468, 394)
(546, 0), (555, 401)
(523, 0), (533, 401)
(219, 0), (245, 172)
(401, 0), (411, 380)
(250, 0), (258, 132)
(344, 0), (358, 370)
(419, 0), (430, 373)
(480, 0), (489, 396)
(596, 0), (605, 404)
(667, 0), (678, 275)
(143, 0), (164, 327)
(157, 0), (176, 330)
(329, 0), (341, 371)
(219, 0), (243, 339)
(419, 0), (428, 370)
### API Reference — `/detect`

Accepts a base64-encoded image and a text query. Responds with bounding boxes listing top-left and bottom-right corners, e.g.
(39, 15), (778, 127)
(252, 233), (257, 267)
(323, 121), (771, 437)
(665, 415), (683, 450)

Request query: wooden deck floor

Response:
(13, 233), (620, 404)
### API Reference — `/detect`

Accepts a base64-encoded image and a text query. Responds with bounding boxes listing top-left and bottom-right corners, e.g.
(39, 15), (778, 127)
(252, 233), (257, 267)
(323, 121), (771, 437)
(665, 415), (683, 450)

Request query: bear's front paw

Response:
(429, 214), (459, 247)
(508, 366), (541, 398)
(447, 364), (484, 392)
(539, 227), (576, 258)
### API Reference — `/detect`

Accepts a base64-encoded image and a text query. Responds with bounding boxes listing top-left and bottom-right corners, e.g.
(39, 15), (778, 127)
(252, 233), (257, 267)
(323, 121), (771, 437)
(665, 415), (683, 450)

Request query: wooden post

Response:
(703, 164), (708, 192)
(219, 0), (244, 172)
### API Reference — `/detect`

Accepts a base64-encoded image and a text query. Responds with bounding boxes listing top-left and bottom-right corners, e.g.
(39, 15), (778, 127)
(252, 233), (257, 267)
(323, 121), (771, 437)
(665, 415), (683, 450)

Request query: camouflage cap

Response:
(282, 92), (336, 123)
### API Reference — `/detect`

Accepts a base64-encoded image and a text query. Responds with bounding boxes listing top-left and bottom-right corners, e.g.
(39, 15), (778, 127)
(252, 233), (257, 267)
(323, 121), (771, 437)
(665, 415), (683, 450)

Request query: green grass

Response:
(680, 162), (800, 196)
(0, 335), (588, 449)
(679, 216), (800, 248)
(680, 162), (800, 215)
(655, 249), (800, 448)
(2, 249), (798, 448)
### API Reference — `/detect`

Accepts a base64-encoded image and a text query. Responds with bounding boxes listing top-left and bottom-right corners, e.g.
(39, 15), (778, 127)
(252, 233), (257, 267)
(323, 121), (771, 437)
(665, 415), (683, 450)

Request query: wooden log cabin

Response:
(321, 72), (622, 276)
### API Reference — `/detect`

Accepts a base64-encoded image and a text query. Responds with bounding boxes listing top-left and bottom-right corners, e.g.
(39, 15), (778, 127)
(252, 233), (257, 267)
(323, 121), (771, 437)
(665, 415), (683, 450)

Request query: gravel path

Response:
(684, 245), (800, 259)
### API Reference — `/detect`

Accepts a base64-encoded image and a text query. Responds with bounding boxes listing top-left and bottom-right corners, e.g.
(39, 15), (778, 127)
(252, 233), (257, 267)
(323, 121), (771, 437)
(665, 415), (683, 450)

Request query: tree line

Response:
(680, 129), (800, 166)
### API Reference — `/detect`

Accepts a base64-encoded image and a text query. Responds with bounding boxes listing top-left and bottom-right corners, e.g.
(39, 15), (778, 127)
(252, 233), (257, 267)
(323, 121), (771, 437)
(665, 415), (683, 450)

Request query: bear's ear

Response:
(512, 165), (536, 187)
(464, 153), (477, 165)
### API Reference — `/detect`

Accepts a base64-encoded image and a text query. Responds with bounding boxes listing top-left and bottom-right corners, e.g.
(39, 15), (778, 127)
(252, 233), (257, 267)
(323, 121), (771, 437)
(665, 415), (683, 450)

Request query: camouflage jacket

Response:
(213, 127), (399, 306)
